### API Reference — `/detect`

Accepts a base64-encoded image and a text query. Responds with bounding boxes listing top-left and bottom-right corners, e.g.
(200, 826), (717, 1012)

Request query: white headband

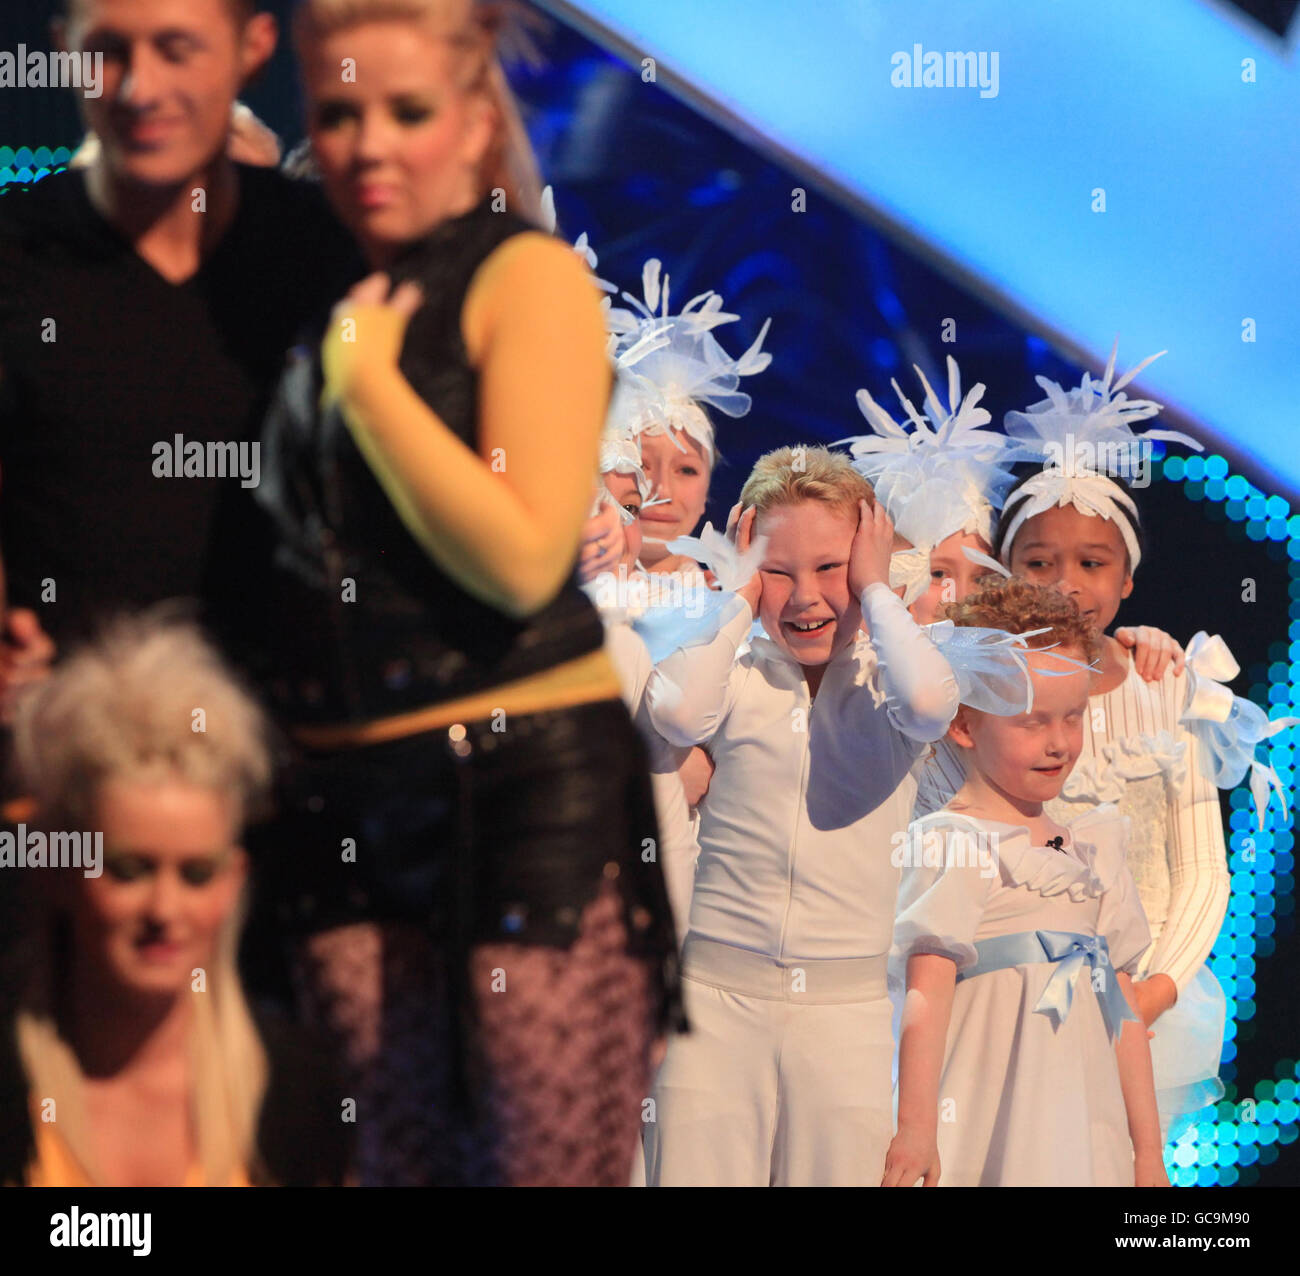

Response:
(997, 469), (1142, 571)
(635, 398), (718, 469)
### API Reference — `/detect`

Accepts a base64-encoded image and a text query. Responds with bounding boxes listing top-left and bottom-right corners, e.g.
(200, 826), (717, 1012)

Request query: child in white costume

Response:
(607, 256), (771, 574)
(888, 578), (1168, 1186)
(579, 419), (703, 944)
(591, 247), (773, 1188)
(640, 446), (962, 1186)
(548, 199), (775, 934)
(590, 251), (775, 935)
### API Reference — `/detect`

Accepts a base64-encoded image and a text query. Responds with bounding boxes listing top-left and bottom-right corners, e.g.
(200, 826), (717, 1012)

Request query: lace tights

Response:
(293, 882), (654, 1186)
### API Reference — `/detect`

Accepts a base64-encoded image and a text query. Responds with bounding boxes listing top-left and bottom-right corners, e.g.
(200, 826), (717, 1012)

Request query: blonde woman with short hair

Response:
(0, 614), (347, 1186)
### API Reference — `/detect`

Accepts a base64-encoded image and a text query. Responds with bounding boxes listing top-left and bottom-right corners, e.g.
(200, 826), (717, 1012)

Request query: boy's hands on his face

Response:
(848, 499), (895, 597)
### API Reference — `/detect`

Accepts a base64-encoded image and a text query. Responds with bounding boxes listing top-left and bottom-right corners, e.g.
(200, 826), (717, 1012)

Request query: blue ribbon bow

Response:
(958, 929), (1140, 1041)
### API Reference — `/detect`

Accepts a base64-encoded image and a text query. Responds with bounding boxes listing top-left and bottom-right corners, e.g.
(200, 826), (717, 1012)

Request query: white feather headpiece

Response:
(603, 259), (773, 466)
(834, 356), (1026, 603)
(998, 340), (1203, 570)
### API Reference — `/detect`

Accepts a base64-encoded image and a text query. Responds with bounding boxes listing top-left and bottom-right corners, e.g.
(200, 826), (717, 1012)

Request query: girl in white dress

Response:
(887, 577), (1168, 1186)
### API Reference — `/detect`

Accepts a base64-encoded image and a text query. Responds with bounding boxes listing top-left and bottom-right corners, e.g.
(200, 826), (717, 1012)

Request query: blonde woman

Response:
(249, 0), (680, 1185)
(0, 615), (346, 1187)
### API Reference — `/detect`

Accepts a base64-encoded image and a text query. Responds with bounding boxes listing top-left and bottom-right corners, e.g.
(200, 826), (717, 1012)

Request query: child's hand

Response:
(880, 1125), (940, 1187)
(678, 746), (716, 808)
(1134, 1151), (1170, 1187)
(725, 502), (763, 616)
(848, 499), (894, 597)
(1132, 973), (1177, 1028)
(577, 501), (624, 583)
(1115, 626), (1185, 681)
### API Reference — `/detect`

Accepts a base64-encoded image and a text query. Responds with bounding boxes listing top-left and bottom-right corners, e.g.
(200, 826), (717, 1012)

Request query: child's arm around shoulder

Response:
(1114, 625), (1185, 682)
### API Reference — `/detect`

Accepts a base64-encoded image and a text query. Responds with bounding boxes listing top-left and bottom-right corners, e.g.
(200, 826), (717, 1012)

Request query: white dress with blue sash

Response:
(891, 805), (1151, 1185)
(916, 653), (1233, 1141)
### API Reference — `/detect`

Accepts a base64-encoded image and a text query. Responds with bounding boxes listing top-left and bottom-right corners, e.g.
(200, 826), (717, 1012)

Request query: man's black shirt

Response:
(0, 163), (360, 656)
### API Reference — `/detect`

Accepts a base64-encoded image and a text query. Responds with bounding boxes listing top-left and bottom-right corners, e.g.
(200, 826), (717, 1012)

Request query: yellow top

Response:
(24, 1099), (250, 1188)
(313, 226), (621, 748)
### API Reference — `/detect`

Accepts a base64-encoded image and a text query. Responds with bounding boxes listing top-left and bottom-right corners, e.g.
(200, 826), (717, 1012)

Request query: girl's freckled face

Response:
(908, 530), (993, 625)
(637, 430), (711, 558)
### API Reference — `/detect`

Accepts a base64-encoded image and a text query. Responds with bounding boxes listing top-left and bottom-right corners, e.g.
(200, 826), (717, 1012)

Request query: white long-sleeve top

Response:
(913, 655), (1230, 992)
(645, 583), (960, 960)
(600, 619), (701, 944)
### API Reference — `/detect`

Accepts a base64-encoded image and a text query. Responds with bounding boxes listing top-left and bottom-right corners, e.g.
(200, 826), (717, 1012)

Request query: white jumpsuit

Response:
(641, 583), (959, 1185)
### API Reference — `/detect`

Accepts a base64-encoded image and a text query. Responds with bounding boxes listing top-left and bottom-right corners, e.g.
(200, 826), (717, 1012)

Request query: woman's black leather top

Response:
(256, 195), (605, 725)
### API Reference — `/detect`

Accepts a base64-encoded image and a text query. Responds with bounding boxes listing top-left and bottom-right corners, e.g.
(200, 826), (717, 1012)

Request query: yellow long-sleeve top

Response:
(258, 194), (621, 744)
